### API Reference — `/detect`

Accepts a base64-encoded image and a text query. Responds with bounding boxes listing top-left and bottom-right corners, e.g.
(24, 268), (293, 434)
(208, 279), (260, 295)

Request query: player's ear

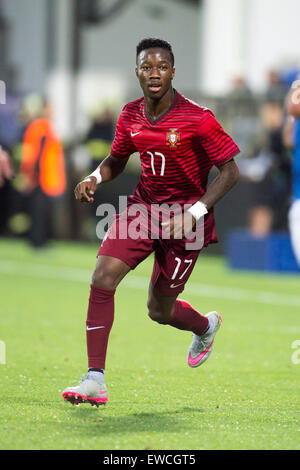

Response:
(171, 67), (175, 80)
(135, 67), (138, 78)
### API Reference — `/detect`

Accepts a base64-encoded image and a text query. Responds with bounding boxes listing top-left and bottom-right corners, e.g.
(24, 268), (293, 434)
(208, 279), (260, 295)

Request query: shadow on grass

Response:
(58, 406), (205, 436)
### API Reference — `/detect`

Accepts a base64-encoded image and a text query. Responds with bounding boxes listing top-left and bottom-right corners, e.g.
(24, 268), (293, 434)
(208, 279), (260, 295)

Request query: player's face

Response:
(136, 48), (175, 100)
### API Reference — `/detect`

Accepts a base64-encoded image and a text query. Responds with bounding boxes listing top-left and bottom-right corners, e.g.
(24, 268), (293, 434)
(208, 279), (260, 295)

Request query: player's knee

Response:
(147, 301), (170, 324)
(148, 308), (167, 324)
(92, 266), (118, 290)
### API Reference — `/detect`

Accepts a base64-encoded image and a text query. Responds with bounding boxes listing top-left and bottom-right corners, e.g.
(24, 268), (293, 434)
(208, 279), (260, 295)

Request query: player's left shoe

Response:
(62, 372), (108, 407)
(187, 311), (223, 368)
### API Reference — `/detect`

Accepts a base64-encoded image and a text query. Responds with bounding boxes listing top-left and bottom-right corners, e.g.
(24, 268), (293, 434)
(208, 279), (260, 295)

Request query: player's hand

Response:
(161, 212), (196, 239)
(74, 176), (97, 203)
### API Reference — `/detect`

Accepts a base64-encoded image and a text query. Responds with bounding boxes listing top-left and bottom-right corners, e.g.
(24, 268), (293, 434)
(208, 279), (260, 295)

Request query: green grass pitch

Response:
(0, 237), (299, 450)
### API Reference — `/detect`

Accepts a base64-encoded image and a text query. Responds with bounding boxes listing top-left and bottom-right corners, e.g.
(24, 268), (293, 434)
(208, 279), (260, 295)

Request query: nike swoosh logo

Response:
(86, 326), (105, 331)
(170, 282), (184, 288)
(131, 131), (141, 137)
(188, 343), (212, 366)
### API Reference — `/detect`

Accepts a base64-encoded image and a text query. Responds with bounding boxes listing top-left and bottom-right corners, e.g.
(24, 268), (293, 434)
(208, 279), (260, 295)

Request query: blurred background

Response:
(0, 0), (300, 272)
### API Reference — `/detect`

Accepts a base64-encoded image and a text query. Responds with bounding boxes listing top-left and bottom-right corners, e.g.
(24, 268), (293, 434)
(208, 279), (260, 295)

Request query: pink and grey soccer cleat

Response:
(62, 372), (108, 407)
(187, 311), (223, 368)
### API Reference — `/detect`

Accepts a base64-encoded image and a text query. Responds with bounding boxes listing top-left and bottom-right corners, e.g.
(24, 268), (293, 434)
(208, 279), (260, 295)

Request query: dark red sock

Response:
(86, 284), (115, 370)
(164, 299), (209, 335)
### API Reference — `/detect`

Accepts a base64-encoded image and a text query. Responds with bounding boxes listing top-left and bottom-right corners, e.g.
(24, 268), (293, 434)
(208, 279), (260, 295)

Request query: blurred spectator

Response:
(226, 74), (257, 155)
(83, 107), (115, 228)
(265, 69), (289, 105)
(227, 74), (254, 117)
(18, 96), (66, 249)
(228, 74), (253, 103)
(84, 107), (115, 171)
(285, 78), (300, 264)
(0, 146), (13, 187)
(239, 100), (291, 237)
(0, 145), (14, 235)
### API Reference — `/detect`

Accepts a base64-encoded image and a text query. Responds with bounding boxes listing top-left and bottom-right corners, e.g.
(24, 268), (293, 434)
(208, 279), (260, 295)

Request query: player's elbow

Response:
(230, 163), (239, 186)
(221, 160), (239, 187)
(286, 101), (300, 119)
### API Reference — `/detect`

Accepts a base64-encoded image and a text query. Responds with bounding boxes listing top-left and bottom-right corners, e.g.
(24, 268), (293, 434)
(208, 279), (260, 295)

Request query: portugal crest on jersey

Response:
(166, 128), (181, 149)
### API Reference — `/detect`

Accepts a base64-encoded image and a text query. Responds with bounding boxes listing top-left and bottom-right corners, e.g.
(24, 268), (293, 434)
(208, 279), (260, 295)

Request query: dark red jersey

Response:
(110, 90), (240, 246)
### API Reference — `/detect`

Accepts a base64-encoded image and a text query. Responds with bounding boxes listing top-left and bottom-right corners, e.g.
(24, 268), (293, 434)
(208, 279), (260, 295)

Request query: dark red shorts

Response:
(98, 207), (202, 296)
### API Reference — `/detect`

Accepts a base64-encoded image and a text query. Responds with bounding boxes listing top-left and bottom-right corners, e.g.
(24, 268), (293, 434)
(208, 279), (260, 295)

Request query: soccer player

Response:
(62, 38), (240, 407)
(285, 78), (300, 264)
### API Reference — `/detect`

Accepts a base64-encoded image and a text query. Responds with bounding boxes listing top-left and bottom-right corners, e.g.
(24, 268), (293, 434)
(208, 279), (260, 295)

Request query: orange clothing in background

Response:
(20, 118), (66, 196)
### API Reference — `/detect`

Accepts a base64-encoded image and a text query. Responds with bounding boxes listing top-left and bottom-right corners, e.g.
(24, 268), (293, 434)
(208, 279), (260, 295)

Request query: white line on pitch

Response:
(1, 259), (300, 307)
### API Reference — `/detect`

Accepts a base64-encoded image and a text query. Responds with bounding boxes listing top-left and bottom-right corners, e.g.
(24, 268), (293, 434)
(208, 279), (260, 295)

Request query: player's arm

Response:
(286, 78), (300, 118)
(187, 158), (239, 229)
(186, 112), (240, 230)
(165, 159), (239, 238)
(74, 154), (130, 203)
(199, 158), (239, 210)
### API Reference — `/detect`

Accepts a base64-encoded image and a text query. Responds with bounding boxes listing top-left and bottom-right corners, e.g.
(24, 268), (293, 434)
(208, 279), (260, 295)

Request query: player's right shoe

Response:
(62, 372), (108, 407)
(187, 311), (223, 368)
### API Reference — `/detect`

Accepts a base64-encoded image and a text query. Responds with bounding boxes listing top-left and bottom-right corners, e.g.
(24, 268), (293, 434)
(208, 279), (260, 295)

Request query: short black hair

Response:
(136, 38), (174, 66)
